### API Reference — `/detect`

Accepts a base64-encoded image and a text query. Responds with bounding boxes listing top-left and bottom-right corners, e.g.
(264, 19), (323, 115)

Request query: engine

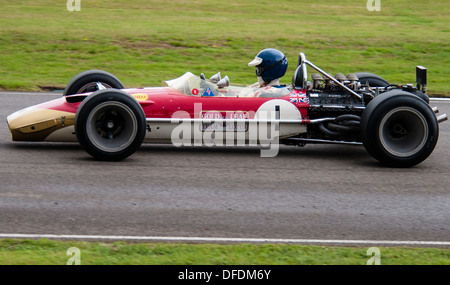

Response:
(305, 73), (370, 142)
(309, 72), (362, 92)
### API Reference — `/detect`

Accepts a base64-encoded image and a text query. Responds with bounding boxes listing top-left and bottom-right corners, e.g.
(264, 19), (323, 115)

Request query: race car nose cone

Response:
(6, 101), (76, 142)
(7, 106), (58, 141)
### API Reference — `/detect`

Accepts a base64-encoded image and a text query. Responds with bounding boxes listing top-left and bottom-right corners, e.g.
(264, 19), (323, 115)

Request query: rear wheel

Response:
(354, 72), (389, 87)
(355, 72), (429, 103)
(63, 70), (124, 95)
(361, 91), (438, 167)
(74, 89), (146, 161)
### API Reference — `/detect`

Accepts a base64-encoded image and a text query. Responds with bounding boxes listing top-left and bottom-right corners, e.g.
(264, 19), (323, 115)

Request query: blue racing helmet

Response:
(248, 48), (288, 83)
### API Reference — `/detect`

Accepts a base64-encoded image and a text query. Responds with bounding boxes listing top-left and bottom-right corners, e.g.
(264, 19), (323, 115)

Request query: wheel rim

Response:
(77, 82), (112, 94)
(379, 107), (428, 157)
(86, 102), (138, 153)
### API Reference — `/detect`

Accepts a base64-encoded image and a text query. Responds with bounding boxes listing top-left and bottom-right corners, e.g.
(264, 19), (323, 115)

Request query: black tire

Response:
(354, 72), (390, 87)
(74, 89), (146, 161)
(355, 72), (429, 103)
(361, 90), (439, 167)
(63, 70), (125, 95)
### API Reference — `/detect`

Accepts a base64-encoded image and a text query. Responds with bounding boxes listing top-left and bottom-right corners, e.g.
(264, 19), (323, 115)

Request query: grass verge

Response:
(0, 239), (448, 265)
(0, 0), (449, 96)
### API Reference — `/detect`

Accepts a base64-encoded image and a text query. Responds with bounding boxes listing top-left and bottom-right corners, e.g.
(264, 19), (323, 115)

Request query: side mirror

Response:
(217, 75), (230, 88)
(210, 72), (221, 83)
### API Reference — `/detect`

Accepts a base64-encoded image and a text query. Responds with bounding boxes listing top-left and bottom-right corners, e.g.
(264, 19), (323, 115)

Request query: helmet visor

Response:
(248, 56), (263, 67)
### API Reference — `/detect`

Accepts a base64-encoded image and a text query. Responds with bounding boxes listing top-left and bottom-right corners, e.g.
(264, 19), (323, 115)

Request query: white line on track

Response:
(430, 98), (450, 101)
(0, 233), (449, 246)
(0, 91), (62, 96)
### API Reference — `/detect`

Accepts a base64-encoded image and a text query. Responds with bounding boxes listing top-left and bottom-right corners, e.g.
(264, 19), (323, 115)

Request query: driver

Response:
(248, 48), (289, 96)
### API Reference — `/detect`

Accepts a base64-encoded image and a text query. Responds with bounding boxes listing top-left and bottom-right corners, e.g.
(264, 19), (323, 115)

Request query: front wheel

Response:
(74, 89), (147, 161)
(360, 91), (439, 167)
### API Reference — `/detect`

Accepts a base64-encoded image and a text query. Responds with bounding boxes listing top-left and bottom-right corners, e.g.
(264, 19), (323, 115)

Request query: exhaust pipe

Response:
(431, 106), (447, 123)
(437, 114), (448, 123)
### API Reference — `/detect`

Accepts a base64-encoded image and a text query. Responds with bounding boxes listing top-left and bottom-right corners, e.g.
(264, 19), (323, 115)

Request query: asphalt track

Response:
(0, 92), (449, 247)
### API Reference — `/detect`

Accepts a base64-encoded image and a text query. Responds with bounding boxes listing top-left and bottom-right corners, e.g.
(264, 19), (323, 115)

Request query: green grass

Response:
(0, 0), (448, 96)
(0, 239), (448, 265)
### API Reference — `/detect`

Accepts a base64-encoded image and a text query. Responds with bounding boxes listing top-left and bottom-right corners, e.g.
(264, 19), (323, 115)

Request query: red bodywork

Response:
(50, 87), (309, 119)
(7, 86), (309, 143)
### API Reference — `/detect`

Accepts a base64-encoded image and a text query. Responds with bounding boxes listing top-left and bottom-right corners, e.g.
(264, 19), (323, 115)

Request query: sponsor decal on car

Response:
(202, 87), (214, 97)
(131, 93), (149, 101)
(289, 93), (309, 104)
(201, 111), (249, 132)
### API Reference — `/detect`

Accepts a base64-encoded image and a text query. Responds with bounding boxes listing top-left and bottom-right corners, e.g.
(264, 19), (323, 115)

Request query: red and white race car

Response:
(6, 52), (447, 167)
